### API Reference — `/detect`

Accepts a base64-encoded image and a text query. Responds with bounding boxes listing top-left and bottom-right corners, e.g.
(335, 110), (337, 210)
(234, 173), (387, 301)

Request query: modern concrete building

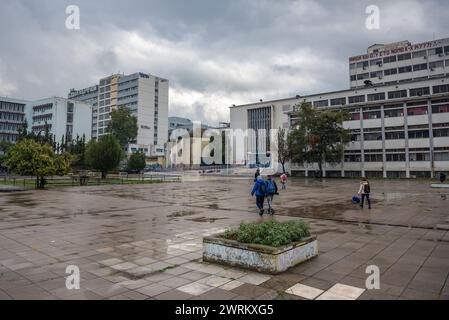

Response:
(27, 97), (92, 144)
(69, 72), (169, 157)
(0, 97), (28, 143)
(230, 38), (449, 178)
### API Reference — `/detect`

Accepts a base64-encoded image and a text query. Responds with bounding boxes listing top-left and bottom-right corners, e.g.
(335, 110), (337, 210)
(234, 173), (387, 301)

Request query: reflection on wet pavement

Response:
(0, 177), (448, 300)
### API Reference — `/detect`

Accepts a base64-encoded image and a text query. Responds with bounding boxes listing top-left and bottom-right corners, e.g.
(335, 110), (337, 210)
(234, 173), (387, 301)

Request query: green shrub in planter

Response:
(222, 220), (310, 247)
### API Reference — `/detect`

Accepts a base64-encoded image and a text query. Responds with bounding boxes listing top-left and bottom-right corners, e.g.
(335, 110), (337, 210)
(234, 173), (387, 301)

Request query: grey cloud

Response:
(0, 0), (448, 124)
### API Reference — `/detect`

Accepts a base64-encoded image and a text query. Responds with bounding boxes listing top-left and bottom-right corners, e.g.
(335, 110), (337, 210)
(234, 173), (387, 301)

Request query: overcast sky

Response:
(1, 0), (448, 125)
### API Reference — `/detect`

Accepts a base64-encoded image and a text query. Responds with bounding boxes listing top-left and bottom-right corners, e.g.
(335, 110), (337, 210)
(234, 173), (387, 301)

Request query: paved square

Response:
(1, 176), (448, 300)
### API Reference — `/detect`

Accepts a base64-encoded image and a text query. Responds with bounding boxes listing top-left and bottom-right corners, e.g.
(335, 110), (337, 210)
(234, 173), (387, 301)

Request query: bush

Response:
(222, 220), (310, 247)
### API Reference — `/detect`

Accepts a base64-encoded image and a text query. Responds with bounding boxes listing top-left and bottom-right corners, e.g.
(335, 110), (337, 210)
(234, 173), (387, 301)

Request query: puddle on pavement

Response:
(167, 210), (198, 218)
(281, 201), (349, 220)
(188, 216), (228, 223)
(3, 194), (38, 207)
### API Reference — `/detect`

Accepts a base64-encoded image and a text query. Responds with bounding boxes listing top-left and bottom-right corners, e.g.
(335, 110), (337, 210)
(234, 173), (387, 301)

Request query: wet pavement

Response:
(0, 177), (448, 300)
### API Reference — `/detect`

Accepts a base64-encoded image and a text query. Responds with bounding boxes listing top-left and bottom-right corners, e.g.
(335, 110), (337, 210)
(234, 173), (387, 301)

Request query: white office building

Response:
(230, 38), (449, 178)
(27, 97), (92, 144)
(0, 97), (28, 143)
(69, 72), (169, 157)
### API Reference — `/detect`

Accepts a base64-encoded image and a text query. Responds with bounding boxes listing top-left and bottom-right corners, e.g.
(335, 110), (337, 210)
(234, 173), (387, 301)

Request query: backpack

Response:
(259, 181), (267, 194)
(364, 183), (370, 194)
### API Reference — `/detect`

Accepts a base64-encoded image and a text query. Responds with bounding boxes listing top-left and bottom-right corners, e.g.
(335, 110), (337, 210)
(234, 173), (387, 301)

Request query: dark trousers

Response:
(361, 193), (371, 208)
(256, 196), (265, 209)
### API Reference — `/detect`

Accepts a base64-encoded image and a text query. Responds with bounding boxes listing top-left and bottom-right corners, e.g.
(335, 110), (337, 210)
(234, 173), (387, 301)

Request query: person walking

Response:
(280, 173), (287, 190)
(358, 177), (371, 209)
(251, 176), (268, 216)
(266, 175), (279, 215)
(254, 168), (260, 182)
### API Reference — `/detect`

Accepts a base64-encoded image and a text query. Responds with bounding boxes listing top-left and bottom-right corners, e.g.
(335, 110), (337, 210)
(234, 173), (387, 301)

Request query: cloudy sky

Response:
(1, 0), (448, 124)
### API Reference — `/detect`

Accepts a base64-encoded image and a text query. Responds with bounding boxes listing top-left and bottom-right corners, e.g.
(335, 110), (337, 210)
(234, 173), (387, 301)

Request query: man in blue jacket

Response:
(251, 176), (268, 216)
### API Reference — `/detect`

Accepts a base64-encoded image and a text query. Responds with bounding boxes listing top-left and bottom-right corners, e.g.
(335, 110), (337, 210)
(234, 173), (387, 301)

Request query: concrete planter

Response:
(203, 234), (318, 274)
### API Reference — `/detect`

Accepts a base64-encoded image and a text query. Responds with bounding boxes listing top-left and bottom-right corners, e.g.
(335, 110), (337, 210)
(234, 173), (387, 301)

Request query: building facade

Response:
(0, 97), (28, 143)
(230, 38), (449, 178)
(27, 97), (92, 144)
(69, 72), (169, 157)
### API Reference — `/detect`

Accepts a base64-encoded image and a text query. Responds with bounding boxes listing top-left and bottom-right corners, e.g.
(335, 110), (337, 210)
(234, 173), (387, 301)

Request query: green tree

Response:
(107, 106), (138, 147)
(85, 135), (123, 178)
(276, 128), (290, 174)
(5, 139), (72, 188)
(287, 101), (351, 178)
(127, 151), (146, 172)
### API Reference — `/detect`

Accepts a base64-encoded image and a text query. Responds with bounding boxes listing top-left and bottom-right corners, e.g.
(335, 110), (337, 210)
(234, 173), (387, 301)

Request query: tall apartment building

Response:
(27, 97), (92, 143)
(69, 72), (169, 157)
(68, 85), (98, 139)
(0, 97), (28, 143)
(230, 37), (449, 178)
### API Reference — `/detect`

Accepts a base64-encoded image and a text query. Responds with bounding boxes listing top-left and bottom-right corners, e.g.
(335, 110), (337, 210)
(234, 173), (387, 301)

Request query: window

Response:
(435, 152), (449, 161)
(413, 63), (428, 71)
(408, 130), (429, 139)
(357, 73), (369, 80)
(348, 95), (365, 104)
(385, 131), (405, 140)
(383, 56), (397, 64)
(313, 100), (329, 108)
(445, 46), (449, 54)
(350, 63), (356, 70)
(397, 53), (411, 61)
(350, 112), (360, 121)
(388, 90), (407, 99)
(370, 58), (383, 66)
(364, 132), (382, 140)
(446, 59), (449, 67)
(407, 106), (428, 116)
(384, 68), (397, 76)
(429, 61), (444, 69)
(412, 50), (427, 58)
(409, 87), (430, 97)
(409, 153), (430, 161)
(429, 47), (444, 56)
(370, 71), (383, 78)
(386, 153), (406, 161)
(357, 61), (369, 68)
(344, 154), (361, 162)
(432, 104), (449, 114)
(330, 97), (346, 106)
(398, 66), (412, 73)
(365, 154), (383, 162)
(350, 75), (357, 81)
(367, 93), (385, 102)
(433, 127), (449, 137)
(433, 85), (449, 94)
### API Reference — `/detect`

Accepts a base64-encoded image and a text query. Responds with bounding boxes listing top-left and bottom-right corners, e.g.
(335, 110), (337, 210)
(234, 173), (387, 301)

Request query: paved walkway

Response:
(0, 177), (448, 300)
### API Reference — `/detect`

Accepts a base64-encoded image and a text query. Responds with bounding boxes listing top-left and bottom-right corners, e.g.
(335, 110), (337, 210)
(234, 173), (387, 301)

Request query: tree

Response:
(5, 139), (72, 188)
(127, 151), (146, 172)
(287, 101), (351, 178)
(85, 134), (123, 178)
(107, 106), (138, 147)
(276, 128), (290, 174)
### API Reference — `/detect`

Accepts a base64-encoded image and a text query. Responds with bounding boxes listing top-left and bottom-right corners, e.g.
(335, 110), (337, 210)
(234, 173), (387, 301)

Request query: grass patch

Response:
(222, 220), (310, 247)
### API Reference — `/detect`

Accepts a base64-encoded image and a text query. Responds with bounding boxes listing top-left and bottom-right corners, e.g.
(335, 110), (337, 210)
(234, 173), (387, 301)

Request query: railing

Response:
(0, 173), (181, 190)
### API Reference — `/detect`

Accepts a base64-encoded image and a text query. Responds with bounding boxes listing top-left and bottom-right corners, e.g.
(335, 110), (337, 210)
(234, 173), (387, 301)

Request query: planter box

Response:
(203, 234), (318, 274)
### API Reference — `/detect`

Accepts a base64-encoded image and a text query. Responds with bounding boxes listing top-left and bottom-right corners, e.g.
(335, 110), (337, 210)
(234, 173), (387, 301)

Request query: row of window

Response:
(314, 85), (449, 107)
(351, 127), (449, 141)
(0, 133), (19, 142)
(0, 112), (25, 121)
(0, 123), (22, 132)
(350, 46), (449, 69)
(344, 151), (449, 162)
(0, 102), (26, 112)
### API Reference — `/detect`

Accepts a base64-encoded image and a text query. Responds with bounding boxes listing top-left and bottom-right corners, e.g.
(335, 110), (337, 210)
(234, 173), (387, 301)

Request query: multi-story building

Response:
(27, 97), (92, 144)
(68, 85), (99, 139)
(69, 72), (169, 157)
(0, 97), (28, 143)
(349, 38), (449, 89)
(230, 38), (449, 178)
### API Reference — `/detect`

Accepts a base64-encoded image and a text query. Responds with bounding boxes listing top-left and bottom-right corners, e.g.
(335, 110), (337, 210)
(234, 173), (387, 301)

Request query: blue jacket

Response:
(251, 177), (268, 197)
(266, 179), (278, 194)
